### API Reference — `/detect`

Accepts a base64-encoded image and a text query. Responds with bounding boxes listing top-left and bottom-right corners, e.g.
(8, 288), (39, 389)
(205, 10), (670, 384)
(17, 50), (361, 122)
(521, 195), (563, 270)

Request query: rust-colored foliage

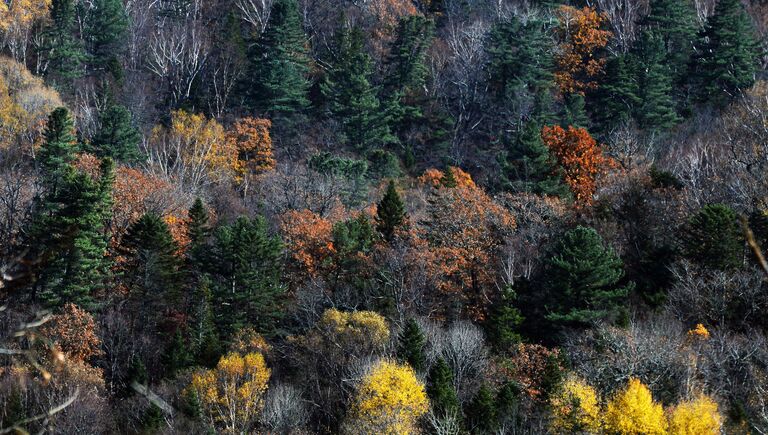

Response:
(541, 125), (615, 204)
(504, 343), (563, 402)
(164, 212), (191, 253)
(227, 117), (275, 176)
(42, 303), (102, 363)
(418, 166), (476, 189)
(280, 209), (336, 280)
(111, 167), (173, 244)
(554, 6), (612, 94)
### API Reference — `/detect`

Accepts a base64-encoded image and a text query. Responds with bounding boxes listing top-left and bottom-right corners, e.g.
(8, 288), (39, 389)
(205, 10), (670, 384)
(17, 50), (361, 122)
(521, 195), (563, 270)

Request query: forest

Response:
(0, 0), (767, 433)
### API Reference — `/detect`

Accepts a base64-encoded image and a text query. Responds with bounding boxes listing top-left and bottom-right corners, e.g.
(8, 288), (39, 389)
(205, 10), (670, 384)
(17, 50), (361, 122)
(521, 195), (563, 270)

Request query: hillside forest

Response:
(1, 0), (768, 433)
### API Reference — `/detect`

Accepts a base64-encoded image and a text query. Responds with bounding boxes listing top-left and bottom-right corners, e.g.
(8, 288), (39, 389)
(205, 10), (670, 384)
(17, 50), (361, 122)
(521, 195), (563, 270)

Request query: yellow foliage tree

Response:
(189, 352), (271, 434)
(0, 0), (50, 61)
(604, 378), (668, 435)
(668, 395), (722, 435)
(313, 308), (390, 353)
(549, 376), (601, 434)
(348, 359), (429, 435)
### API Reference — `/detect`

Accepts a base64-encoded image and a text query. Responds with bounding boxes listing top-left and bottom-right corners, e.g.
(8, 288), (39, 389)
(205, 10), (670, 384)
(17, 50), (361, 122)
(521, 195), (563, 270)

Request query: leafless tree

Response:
(587, 0), (648, 54)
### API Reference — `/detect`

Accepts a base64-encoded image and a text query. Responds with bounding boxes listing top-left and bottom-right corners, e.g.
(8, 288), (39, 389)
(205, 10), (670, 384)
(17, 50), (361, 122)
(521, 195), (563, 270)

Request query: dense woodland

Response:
(0, 0), (767, 433)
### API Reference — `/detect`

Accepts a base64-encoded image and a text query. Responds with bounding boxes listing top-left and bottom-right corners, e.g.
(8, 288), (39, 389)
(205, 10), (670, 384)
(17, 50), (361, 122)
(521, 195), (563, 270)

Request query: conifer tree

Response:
(245, 0), (311, 128)
(591, 55), (640, 133)
(186, 197), (210, 268)
(467, 384), (498, 433)
(322, 25), (396, 151)
(163, 329), (193, 376)
(498, 120), (570, 198)
(441, 167), (458, 188)
(681, 203), (744, 270)
(89, 105), (142, 162)
(561, 93), (589, 129)
(484, 286), (524, 352)
(427, 358), (460, 419)
(691, 0), (760, 106)
(42, 0), (86, 90)
(190, 277), (220, 367)
(397, 319), (426, 372)
(544, 226), (632, 328)
(634, 30), (680, 131)
(375, 180), (406, 241)
(210, 216), (284, 336)
(87, 0), (128, 77)
(643, 0), (698, 84)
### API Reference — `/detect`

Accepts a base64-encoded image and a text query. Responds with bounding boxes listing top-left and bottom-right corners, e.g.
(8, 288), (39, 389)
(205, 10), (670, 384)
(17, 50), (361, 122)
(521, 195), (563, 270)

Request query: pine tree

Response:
(544, 226), (632, 328)
(42, 0), (86, 90)
(88, 105), (142, 162)
(210, 216), (284, 336)
(498, 120), (570, 198)
(375, 180), (406, 241)
(397, 319), (426, 372)
(467, 384), (498, 434)
(427, 358), (460, 419)
(322, 25), (396, 151)
(634, 30), (680, 131)
(590, 55), (640, 133)
(484, 285), (524, 352)
(643, 0), (698, 84)
(681, 203), (744, 270)
(245, 0), (311, 128)
(691, 0), (760, 106)
(86, 0), (128, 77)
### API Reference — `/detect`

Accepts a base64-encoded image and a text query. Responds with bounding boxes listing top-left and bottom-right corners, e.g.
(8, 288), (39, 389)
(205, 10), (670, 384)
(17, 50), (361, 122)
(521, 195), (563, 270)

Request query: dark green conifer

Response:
(89, 105), (142, 162)
(87, 0), (128, 77)
(643, 0), (698, 84)
(467, 384), (498, 434)
(484, 286), (524, 352)
(681, 203), (744, 270)
(591, 55), (640, 133)
(427, 358), (460, 419)
(42, 0), (86, 89)
(397, 319), (426, 372)
(634, 31), (680, 131)
(375, 180), (406, 241)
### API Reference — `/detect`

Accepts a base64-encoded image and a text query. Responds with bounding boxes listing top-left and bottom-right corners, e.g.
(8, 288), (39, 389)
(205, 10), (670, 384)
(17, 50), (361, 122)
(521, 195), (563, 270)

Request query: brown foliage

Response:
(42, 303), (102, 363)
(228, 117), (275, 175)
(554, 6), (612, 94)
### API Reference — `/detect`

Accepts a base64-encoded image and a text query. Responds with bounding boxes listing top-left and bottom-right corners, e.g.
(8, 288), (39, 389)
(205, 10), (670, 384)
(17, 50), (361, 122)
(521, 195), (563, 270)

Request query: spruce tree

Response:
(643, 0), (698, 84)
(397, 319), (426, 372)
(484, 286), (524, 352)
(680, 203), (744, 270)
(427, 358), (460, 419)
(245, 0), (311, 128)
(498, 120), (570, 198)
(467, 384), (498, 434)
(86, 0), (128, 77)
(42, 0), (86, 90)
(691, 0), (760, 106)
(634, 30), (680, 131)
(375, 180), (406, 241)
(544, 226), (632, 328)
(89, 105), (142, 162)
(590, 55), (640, 133)
(322, 25), (396, 151)
(210, 216), (284, 336)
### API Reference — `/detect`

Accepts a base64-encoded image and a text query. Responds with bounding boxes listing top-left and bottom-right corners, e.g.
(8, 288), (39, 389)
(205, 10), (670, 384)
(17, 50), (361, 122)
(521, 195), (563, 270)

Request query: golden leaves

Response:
(554, 6), (612, 95)
(604, 378), (668, 435)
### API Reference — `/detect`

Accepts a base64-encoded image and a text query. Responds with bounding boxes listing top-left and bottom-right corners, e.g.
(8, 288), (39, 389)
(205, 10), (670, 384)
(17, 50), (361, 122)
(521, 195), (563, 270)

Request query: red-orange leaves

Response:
(554, 6), (612, 94)
(280, 209), (335, 280)
(541, 125), (615, 204)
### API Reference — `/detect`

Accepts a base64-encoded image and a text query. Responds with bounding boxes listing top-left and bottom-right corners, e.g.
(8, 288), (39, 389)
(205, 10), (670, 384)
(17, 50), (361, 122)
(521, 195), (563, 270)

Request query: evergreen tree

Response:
(162, 329), (193, 376)
(441, 167), (458, 188)
(681, 203), (744, 270)
(484, 285), (524, 352)
(643, 0), (698, 84)
(118, 213), (183, 310)
(560, 93), (589, 129)
(467, 384), (498, 434)
(590, 55), (640, 133)
(634, 30), (680, 131)
(42, 0), (86, 90)
(89, 105), (142, 162)
(186, 197), (210, 268)
(322, 25), (396, 151)
(245, 0), (311, 128)
(210, 216), (284, 336)
(544, 226), (632, 328)
(397, 319), (426, 372)
(427, 358), (460, 419)
(691, 0), (761, 106)
(498, 120), (570, 198)
(86, 0), (128, 77)
(375, 180), (406, 241)
(190, 277), (220, 367)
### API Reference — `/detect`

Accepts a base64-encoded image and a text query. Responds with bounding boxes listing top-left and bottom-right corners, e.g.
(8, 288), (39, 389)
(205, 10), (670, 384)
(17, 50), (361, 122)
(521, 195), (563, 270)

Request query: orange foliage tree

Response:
(42, 303), (102, 363)
(541, 125), (615, 204)
(280, 209), (336, 280)
(227, 117), (275, 175)
(554, 6), (612, 94)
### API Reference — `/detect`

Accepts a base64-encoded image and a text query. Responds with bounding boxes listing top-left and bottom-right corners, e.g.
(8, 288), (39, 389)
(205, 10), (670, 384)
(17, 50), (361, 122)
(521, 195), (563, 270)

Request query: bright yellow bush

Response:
(549, 375), (601, 434)
(189, 352), (271, 434)
(668, 394), (722, 435)
(318, 308), (390, 349)
(603, 378), (667, 435)
(349, 359), (429, 435)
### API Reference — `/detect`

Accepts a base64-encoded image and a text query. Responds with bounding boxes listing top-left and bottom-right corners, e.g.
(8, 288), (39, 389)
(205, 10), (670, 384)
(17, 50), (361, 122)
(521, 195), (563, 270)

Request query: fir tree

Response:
(397, 319), (426, 372)
(427, 358), (460, 419)
(210, 216), (284, 336)
(691, 0), (761, 106)
(680, 203), (744, 270)
(375, 180), (406, 241)
(86, 0), (128, 77)
(42, 0), (86, 90)
(89, 105), (142, 162)
(498, 120), (570, 198)
(322, 25), (396, 151)
(590, 55), (640, 133)
(467, 384), (498, 434)
(544, 226), (632, 328)
(245, 0), (311, 128)
(484, 285), (524, 352)
(38, 107), (78, 189)
(634, 30), (680, 131)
